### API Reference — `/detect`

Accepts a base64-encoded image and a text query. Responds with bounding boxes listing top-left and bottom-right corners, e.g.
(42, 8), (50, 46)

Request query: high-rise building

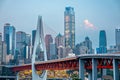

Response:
(26, 34), (31, 60)
(0, 33), (7, 64)
(16, 31), (26, 61)
(0, 33), (2, 42)
(0, 33), (2, 64)
(32, 30), (36, 47)
(50, 43), (57, 60)
(26, 34), (31, 46)
(45, 34), (53, 60)
(4, 23), (16, 56)
(115, 29), (120, 51)
(57, 46), (64, 59)
(55, 33), (65, 58)
(79, 37), (94, 54)
(55, 33), (64, 48)
(97, 30), (107, 53)
(2, 41), (7, 64)
(64, 7), (75, 50)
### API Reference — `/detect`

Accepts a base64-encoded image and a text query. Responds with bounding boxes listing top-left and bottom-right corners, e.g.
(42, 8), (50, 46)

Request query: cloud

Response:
(84, 19), (96, 29)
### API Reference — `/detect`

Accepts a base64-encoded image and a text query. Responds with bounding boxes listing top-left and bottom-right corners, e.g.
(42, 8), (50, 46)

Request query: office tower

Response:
(0, 33), (7, 64)
(0, 33), (2, 64)
(97, 30), (107, 54)
(57, 46), (64, 59)
(45, 34), (53, 60)
(55, 33), (65, 58)
(4, 23), (15, 56)
(32, 30), (36, 47)
(0, 33), (2, 42)
(79, 37), (94, 54)
(16, 31), (26, 61)
(64, 7), (75, 50)
(50, 43), (57, 60)
(55, 33), (64, 47)
(115, 29), (120, 51)
(26, 34), (31, 46)
(26, 34), (31, 60)
(2, 41), (7, 64)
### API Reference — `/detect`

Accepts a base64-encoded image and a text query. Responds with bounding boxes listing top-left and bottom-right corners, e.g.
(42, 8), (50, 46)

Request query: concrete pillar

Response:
(16, 72), (19, 80)
(88, 70), (92, 80)
(79, 59), (84, 80)
(92, 58), (97, 80)
(113, 59), (119, 80)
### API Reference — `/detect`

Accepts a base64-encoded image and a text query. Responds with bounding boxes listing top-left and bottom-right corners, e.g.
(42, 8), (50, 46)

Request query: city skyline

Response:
(0, 0), (120, 49)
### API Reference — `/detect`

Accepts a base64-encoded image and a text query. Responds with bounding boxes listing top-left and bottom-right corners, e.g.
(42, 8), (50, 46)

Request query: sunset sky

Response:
(0, 0), (120, 49)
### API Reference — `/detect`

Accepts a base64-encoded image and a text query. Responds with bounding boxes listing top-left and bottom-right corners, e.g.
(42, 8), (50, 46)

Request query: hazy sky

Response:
(0, 0), (120, 49)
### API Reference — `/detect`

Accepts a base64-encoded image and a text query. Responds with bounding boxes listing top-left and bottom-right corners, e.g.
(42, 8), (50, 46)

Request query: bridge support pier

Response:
(113, 59), (119, 80)
(88, 70), (92, 80)
(16, 72), (19, 80)
(79, 59), (84, 80)
(92, 58), (97, 80)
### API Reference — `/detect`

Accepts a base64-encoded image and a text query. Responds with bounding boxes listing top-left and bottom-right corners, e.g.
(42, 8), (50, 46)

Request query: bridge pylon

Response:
(32, 16), (47, 80)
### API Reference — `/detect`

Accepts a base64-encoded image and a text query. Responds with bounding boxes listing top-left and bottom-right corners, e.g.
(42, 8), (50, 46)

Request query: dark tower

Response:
(97, 30), (107, 53)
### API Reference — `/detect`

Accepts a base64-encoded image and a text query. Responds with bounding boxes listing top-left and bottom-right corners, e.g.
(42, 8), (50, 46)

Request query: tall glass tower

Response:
(64, 7), (75, 50)
(99, 30), (107, 48)
(4, 23), (16, 55)
(115, 29), (120, 51)
(97, 30), (107, 53)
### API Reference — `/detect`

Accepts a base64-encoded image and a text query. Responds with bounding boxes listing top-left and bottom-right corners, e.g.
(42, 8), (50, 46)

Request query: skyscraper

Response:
(16, 31), (26, 61)
(115, 29), (120, 51)
(99, 30), (107, 48)
(0, 33), (2, 64)
(0, 33), (2, 42)
(80, 37), (94, 54)
(97, 30), (107, 53)
(32, 30), (36, 47)
(64, 7), (75, 50)
(4, 23), (16, 56)
(55, 33), (65, 59)
(55, 33), (64, 48)
(26, 34), (31, 60)
(45, 34), (53, 60)
(50, 43), (57, 60)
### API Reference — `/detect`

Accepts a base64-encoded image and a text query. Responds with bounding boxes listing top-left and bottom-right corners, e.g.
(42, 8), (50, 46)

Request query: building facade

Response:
(16, 31), (26, 63)
(0, 33), (2, 64)
(55, 33), (65, 58)
(32, 30), (36, 47)
(115, 29), (120, 51)
(55, 33), (64, 47)
(26, 34), (31, 60)
(80, 37), (94, 54)
(45, 34), (53, 60)
(4, 23), (16, 56)
(97, 30), (107, 54)
(64, 7), (75, 50)
(50, 43), (57, 60)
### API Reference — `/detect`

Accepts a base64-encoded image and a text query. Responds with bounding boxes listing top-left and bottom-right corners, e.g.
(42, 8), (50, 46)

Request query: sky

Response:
(0, 0), (120, 49)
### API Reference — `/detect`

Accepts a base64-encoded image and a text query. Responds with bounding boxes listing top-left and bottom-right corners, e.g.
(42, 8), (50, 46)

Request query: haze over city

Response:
(0, 0), (120, 49)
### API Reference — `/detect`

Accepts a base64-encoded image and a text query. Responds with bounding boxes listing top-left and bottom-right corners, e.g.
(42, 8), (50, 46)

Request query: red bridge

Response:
(10, 54), (120, 71)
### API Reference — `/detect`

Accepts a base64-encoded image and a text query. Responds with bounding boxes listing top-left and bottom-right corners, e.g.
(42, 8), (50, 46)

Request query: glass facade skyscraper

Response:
(45, 34), (53, 60)
(115, 29), (120, 51)
(4, 23), (16, 55)
(16, 31), (26, 59)
(32, 30), (36, 47)
(64, 7), (75, 50)
(99, 30), (107, 48)
(97, 30), (107, 53)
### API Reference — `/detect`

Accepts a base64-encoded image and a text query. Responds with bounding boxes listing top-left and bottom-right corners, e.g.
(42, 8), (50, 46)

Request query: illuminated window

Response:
(65, 16), (69, 22)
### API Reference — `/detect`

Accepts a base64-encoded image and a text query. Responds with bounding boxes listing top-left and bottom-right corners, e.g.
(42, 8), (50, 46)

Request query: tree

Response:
(71, 73), (82, 80)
